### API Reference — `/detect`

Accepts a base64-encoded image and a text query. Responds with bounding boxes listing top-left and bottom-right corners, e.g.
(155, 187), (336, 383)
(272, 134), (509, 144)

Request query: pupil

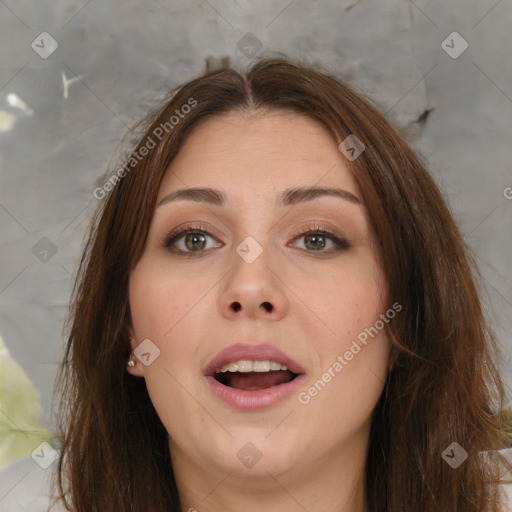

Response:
(305, 234), (325, 250)
(186, 233), (206, 251)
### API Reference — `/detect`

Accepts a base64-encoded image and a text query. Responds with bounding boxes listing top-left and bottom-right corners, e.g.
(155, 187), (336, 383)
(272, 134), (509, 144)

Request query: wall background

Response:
(0, 0), (511, 457)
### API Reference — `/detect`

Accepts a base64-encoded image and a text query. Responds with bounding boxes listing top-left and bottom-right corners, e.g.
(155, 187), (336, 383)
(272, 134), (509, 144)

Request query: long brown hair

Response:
(54, 57), (509, 511)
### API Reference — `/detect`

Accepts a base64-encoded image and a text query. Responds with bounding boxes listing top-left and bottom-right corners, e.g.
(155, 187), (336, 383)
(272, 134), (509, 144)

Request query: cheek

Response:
(129, 260), (218, 392)
(293, 253), (388, 352)
(128, 263), (209, 426)
(292, 252), (391, 407)
(295, 270), (391, 437)
(129, 263), (207, 340)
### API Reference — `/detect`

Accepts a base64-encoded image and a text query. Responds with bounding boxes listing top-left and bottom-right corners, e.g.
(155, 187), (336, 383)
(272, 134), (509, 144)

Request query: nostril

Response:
(231, 302), (241, 312)
(262, 302), (272, 312)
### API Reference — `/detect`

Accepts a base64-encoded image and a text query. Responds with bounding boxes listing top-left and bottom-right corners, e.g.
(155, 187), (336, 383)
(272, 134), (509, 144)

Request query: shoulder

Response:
(0, 450), (67, 512)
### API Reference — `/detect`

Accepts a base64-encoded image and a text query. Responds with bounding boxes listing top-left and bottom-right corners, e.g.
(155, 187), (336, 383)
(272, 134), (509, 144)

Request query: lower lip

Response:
(204, 374), (306, 411)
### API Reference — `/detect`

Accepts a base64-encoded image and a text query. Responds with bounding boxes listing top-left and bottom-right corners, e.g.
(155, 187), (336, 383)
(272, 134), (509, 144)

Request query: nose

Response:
(218, 241), (289, 322)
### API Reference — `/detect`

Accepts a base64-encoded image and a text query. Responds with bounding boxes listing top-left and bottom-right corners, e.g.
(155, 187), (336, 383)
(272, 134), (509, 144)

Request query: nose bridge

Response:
(230, 233), (272, 295)
(218, 231), (288, 320)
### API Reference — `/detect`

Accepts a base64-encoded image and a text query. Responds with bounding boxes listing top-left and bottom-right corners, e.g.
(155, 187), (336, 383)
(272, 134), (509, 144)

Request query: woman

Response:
(52, 57), (511, 511)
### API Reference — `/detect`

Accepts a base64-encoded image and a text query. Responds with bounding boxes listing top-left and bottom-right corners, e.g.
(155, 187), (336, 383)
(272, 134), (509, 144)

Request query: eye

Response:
(163, 224), (350, 255)
(290, 226), (350, 253)
(164, 225), (222, 254)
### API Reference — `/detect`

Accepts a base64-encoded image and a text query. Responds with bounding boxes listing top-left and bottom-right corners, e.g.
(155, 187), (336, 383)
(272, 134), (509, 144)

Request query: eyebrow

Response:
(157, 186), (361, 207)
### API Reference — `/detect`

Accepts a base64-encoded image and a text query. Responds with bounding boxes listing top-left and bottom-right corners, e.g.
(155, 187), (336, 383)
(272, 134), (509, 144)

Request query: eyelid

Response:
(290, 222), (340, 239)
(289, 223), (350, 251)
(163, 222), (216, 248)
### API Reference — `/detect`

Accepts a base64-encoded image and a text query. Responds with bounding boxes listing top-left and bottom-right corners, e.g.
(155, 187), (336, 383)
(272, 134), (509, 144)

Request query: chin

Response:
(209, 433), (303, 479)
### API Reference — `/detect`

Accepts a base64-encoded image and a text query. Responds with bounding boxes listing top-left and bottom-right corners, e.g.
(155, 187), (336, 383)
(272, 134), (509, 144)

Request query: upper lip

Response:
(204, 342), (306, 376)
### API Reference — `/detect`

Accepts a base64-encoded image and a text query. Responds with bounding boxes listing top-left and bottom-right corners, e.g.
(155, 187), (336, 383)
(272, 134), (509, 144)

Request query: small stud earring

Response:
(127, 360), (135, 368)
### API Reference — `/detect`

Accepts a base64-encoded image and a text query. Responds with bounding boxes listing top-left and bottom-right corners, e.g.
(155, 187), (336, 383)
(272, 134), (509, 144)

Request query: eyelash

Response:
(163, 223), (350, 256)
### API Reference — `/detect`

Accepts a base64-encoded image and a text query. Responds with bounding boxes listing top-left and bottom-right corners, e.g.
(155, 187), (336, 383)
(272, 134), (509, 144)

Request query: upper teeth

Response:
(219, 360), (288, 373)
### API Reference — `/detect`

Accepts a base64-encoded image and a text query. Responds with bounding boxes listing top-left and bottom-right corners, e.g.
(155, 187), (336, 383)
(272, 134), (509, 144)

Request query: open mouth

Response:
(204, 347), (306, 410)
(214, 369), (300, 391)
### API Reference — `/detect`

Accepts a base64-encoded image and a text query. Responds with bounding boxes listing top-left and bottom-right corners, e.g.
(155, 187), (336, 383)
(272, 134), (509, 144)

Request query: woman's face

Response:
(128, 110), (391, 486)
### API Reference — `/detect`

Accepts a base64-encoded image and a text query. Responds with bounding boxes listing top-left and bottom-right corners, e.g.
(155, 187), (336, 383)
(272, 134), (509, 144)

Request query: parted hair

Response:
(54, 57), (509, 511)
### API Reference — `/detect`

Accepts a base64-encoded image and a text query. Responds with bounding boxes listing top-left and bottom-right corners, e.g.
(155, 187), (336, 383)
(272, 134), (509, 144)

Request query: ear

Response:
(126, 326), (145, 378)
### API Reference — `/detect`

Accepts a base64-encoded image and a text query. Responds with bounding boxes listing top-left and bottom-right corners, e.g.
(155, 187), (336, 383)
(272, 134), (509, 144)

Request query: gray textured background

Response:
(0, 0), (511, 433)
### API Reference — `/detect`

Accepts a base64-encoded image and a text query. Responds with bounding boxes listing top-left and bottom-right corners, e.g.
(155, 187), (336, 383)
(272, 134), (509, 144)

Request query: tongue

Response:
(217, 370), (295, 390)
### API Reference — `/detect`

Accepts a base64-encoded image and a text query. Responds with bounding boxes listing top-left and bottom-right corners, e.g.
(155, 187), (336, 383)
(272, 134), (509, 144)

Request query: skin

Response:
(128, 110), (391, 512)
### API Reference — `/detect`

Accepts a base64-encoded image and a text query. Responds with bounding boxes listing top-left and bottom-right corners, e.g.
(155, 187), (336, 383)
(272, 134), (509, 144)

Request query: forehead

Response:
(157, 109), (360, 203)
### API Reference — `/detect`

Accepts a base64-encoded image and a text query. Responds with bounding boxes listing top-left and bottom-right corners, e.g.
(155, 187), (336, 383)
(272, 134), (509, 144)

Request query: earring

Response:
(127, 360), (135, 368)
